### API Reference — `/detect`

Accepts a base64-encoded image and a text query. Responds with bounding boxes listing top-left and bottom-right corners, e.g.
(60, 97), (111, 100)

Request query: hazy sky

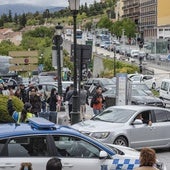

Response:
(0, 0), (101, 7)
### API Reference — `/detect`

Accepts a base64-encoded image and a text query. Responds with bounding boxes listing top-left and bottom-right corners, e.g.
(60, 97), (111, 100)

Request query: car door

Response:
(151, 109), (170, 147)
(0, 135), (52, 170)
(128, 110), (156, 149)
(52, 135), (113, 170)
(142, 75), (154, 89)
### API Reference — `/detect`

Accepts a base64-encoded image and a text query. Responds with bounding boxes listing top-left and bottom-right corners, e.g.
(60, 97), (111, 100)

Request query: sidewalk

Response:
(57, 104), (94, 126)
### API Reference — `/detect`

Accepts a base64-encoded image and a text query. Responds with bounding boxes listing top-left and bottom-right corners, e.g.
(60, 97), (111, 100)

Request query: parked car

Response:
(72, 105), (170, 151)
(129, 74), (156, 89)
(0, 117), (166, 170)
(130, 89), (164, 107)
(159, 79), (170, 106)
(130, 50), (139, 58)
(84, 78), (115, 96)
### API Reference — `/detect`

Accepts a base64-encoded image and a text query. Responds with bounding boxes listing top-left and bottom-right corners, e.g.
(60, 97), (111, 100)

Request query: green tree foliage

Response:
(112, 18), (137, 39)
(14, 13), (18, 24)
(23, 26), (54, 38)
(97, 16), (113, 30)
(112, 20), (123, 39)
(122, 18), (137, 39)
(0, 40), (23, 55)
(0, 95), (23, 123)
(19, 13), (27, 27)
(102, 58), (139, 77)
(8, 10), (13, 22)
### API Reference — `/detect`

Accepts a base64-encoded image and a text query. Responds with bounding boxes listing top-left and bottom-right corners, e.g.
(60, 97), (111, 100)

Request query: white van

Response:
(159, 79), (170, 104)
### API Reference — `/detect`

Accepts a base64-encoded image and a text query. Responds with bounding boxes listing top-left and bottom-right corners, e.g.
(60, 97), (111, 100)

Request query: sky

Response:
(0, 0), (101, 7)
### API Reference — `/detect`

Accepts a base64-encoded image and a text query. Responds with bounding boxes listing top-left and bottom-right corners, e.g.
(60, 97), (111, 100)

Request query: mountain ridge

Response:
(0, 4), (65, 16)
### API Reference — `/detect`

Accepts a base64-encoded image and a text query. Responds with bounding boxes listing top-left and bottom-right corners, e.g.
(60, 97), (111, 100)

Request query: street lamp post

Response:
(53, 23), (63, 97)
(68, 0), (80, 124)
(113, 50), (116, 77)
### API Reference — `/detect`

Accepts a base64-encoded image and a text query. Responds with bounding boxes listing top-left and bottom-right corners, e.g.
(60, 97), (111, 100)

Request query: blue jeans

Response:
(93, 109), (103, 116)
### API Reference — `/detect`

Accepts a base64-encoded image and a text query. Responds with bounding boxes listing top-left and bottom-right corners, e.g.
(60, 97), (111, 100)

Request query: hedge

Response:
(0, 95), (24, 123)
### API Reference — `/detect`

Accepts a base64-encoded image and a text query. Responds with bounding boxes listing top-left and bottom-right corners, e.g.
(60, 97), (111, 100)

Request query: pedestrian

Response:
(46, 157), (62, 170)
(90, 85), (105, 115)
(135, 147), (158, 170)
(29, 87), (41, 117)
(14, 87), (21, 98)
(80, 84), (89, 120)
(7, 96), (34, 123)
(48, 88), (58, 123)
(65, 84), (74, 120)
(2, 84), (10, 96)
(19, 83), (27, 103)
(38, 84), (47, 112)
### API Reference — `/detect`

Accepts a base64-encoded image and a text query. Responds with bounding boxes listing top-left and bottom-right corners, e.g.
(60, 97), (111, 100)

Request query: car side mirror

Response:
(99, 151), (108, 159)
(133, 119), (143, 125)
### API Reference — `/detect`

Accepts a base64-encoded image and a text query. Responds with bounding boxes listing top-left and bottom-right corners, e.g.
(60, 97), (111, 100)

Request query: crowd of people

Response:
(0, 79), (94, 124)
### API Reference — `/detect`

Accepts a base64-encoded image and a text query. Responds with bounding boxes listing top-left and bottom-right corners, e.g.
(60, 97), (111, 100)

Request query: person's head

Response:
(96, 85), (102, 94)
(20, 102), (32, 122)
(51, 88), (57, 95)
(136, 114), (143, 120)
(69, 84), (74, 90)
(24, 102), (32, 112)
(46, 157), (62, 170)
(38, 84), (43, 90)
(20, 83), (25, 89)
(139, 147), (156, 167)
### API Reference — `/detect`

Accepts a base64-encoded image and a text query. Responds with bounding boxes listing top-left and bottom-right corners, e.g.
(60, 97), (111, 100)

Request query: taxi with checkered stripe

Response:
(0, 117), (166, 170)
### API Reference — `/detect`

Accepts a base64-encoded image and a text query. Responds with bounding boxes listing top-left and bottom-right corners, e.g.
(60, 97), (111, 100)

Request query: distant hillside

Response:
(0, 4), (65, 16)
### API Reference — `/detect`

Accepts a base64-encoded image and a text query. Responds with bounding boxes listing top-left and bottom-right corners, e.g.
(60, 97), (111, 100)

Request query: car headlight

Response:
(91, 132), (110, 139)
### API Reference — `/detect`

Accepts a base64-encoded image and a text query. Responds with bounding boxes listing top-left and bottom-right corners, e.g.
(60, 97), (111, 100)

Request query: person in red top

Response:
(91, 85), (105, 115)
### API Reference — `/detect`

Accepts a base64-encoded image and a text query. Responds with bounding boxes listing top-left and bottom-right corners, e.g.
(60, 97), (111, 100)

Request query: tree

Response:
(97, 15), (113, 30)
(112, 18), (137, 40)
(19, 13), (27, 27)
(111, 20), (123, 39)
(8, 10), (13, 22)
(14, 13), (18, 24)
(122, 18), (136, 39)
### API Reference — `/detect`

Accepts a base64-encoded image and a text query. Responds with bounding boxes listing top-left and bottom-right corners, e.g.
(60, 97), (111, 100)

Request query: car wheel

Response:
(152, 83), (156, 89)
(114, 136), (128, 147)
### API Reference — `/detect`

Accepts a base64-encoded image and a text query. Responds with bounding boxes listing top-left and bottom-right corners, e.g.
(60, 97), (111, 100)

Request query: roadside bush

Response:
(0, 95), (23, 123)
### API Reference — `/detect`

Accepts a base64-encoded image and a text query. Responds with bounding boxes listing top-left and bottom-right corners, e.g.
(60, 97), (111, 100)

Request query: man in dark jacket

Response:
(65, 84), (74, 120)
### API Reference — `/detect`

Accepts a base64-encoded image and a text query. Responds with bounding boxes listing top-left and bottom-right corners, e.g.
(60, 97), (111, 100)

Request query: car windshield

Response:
(132, 84), (150, 90)
(131, 76), (141, 81)
(132, 89), (147, 96)
(92, 108), (135, 123)
(102, 79), (114, 85)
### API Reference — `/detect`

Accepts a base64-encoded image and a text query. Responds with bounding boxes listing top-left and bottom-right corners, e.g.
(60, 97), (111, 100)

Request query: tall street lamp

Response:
(52, 23), (63, 97)
(68, 0), (80, 124)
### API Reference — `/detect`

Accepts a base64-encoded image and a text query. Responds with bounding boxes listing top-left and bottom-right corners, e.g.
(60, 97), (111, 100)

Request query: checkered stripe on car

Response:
(112, 158), (140, 170)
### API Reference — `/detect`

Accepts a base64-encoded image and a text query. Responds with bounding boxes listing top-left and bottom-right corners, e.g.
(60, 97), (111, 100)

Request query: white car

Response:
(129, 74), (156, 89)
(130, 50), (139, 58)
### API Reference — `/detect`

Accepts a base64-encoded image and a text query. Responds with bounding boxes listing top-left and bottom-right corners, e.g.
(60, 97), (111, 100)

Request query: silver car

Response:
(72, 105), (170, 150)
